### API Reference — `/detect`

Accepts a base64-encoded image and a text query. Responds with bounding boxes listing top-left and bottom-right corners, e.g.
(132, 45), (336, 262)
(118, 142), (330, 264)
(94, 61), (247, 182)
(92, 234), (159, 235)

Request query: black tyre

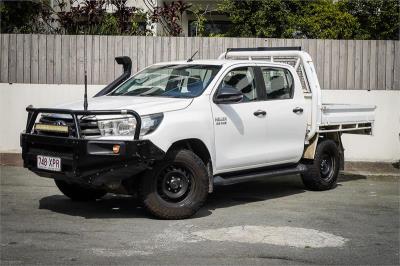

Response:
(54, 180), (107, 201)
(301, 139), (340, 191)
(140, 149), (209, 219)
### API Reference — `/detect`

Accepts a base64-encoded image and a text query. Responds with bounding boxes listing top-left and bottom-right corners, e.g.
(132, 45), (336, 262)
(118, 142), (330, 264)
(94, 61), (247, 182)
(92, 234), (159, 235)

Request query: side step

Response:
(213, 164), (307, 186)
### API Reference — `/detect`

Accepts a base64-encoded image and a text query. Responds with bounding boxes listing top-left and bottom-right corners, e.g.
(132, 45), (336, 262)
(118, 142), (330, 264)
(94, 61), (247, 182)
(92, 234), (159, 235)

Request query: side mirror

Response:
(214, 85), (243, 104)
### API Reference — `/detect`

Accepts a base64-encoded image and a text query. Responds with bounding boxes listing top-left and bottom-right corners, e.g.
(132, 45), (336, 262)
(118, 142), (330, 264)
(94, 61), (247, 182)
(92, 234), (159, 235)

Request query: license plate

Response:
(37, 155), (61, 172)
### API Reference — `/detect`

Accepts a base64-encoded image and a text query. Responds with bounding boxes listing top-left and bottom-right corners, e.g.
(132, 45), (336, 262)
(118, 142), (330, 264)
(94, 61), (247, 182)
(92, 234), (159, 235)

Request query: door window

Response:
(219, 67), (258, 102)
(260, 67), (294, 100)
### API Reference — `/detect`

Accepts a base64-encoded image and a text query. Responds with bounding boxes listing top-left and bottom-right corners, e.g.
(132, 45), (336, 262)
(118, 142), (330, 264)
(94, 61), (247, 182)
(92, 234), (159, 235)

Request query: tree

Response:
(190, 5), (208, 37)
(110, 0), (148, 34)
(56, 0), (108, 34)
(55, 0), (150, 35)
(217, 0), (298, 38)
(0, 0), (55, 33)
(217, 0), (359, 39)
(217, 0), (399, 40)
(297, 0), (359, 39)
(339, 0), (400, 40)
(0, 0), (151, 35)
(150, 1), (191, 36)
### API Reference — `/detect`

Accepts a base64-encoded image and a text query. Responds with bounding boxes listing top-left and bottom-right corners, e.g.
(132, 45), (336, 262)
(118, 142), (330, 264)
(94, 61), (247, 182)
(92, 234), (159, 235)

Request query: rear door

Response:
(257, 65), (307, 163)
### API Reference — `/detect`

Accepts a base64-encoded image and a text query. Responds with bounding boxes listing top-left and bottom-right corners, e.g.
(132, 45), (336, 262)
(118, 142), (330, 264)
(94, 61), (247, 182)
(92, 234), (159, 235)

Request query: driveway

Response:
(1, 166), (399, 265)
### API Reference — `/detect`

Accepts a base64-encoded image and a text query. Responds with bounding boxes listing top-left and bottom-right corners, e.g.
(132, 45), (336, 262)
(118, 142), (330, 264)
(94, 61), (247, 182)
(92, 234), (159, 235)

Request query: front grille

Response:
(38, 116), (100, 138)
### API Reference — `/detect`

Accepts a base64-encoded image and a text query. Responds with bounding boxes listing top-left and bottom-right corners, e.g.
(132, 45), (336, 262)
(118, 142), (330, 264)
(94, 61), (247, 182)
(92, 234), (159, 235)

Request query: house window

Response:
(188, 20), (231, 36)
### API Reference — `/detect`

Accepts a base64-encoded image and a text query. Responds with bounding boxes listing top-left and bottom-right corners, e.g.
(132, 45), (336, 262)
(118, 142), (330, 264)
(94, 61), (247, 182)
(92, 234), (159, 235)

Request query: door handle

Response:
(253, 110), (267, 117)
(293, 107), (304, 114)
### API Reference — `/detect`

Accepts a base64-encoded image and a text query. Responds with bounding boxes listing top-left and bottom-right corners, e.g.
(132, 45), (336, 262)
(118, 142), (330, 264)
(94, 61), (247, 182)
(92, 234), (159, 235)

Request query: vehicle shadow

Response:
(197, 172), (366, 217)
(39, 194), (148, 219)
(38, 173), (366, 220)
(338, 172), (367, 182)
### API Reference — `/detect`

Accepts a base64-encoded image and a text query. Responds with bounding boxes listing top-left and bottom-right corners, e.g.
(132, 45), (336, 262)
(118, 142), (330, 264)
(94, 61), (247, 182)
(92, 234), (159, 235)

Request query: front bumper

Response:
(21, 133), (165, 186)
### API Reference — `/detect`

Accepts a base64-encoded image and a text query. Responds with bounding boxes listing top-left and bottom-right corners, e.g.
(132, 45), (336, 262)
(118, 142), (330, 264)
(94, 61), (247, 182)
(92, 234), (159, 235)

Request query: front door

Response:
(211, 66), (270, 172)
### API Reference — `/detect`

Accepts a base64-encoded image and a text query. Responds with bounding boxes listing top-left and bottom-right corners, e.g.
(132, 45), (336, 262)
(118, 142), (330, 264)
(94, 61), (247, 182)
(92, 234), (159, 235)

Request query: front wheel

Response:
(54, 180), (107, 201)
(140, 149), (209, 219)
(301, 139), (340, 191)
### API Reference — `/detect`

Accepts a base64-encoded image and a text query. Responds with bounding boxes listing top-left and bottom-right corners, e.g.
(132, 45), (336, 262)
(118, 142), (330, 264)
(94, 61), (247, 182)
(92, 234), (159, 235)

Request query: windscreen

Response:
(111, 64), (222, 98)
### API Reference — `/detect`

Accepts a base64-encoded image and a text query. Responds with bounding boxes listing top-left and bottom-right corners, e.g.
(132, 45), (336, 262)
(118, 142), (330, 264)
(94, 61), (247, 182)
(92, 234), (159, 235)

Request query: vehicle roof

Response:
(152, 59), (293, 68)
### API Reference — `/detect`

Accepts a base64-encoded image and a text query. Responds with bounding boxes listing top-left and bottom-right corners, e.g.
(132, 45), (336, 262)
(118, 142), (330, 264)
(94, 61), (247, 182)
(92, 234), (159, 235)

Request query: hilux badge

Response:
(215, 117), (227, 125)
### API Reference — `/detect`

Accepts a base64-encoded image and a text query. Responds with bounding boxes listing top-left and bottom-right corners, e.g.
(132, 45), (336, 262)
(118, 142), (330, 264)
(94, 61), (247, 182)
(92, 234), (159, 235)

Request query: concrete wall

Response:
(1, 83), (399, 162)
(322, 90), (399, 162)
(0, 83), (103, 153)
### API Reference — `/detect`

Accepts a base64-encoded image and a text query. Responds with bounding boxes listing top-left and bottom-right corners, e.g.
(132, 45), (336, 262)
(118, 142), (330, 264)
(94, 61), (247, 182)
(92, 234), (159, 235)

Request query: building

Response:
(54, 0), (230, 36)
(118, 0), (230, 36)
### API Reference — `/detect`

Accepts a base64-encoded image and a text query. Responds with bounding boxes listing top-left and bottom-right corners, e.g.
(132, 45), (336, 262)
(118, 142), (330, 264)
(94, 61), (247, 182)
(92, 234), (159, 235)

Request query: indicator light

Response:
(112, 144), (120, 154)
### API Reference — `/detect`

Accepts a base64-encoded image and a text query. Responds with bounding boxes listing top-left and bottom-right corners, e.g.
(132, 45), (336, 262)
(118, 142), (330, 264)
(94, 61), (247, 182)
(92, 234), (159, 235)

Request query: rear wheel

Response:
(301, 139), (340, 191)
(54, 180), (107, 201)
(140, 149), (209, 219)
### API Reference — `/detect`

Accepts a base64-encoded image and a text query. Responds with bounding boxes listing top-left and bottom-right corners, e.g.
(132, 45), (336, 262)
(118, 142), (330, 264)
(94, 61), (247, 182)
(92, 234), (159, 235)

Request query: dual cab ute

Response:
(21, 47), (376, 219)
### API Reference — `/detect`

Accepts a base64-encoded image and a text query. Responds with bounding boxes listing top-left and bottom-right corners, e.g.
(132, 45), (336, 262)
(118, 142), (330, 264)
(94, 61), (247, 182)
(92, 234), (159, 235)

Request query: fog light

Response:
(112, 144), (120, 154)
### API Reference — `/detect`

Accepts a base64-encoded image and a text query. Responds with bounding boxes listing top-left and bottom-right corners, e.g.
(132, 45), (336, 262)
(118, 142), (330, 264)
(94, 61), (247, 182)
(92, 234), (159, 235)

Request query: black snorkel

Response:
(94, 56), (132, 97)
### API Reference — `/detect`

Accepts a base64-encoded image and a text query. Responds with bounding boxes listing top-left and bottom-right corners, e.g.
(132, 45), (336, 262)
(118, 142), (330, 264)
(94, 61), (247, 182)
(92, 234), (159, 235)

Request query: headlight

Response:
(97, 113), (163, 137)
(140, 113), (164, 135)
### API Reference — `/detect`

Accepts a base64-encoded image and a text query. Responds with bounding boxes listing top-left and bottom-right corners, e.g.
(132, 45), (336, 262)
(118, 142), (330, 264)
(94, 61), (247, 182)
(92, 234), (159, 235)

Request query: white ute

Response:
(21, 47), (375, 219)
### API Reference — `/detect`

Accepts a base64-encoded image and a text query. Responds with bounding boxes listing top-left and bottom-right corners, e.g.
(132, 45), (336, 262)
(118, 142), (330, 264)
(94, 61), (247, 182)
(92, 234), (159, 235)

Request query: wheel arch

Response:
(303, 132), (344, 170)
(168, 138), (212, 169)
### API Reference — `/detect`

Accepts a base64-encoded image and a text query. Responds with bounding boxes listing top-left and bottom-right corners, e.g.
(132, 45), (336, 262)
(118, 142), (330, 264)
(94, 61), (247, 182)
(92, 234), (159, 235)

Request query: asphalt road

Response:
(1, 166), (399, 265)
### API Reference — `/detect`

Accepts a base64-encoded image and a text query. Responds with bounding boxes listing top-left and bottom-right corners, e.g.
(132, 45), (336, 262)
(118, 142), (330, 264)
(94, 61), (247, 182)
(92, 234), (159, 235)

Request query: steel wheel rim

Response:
(157, 164), (194, 203)
(320, 153), (335, 181)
